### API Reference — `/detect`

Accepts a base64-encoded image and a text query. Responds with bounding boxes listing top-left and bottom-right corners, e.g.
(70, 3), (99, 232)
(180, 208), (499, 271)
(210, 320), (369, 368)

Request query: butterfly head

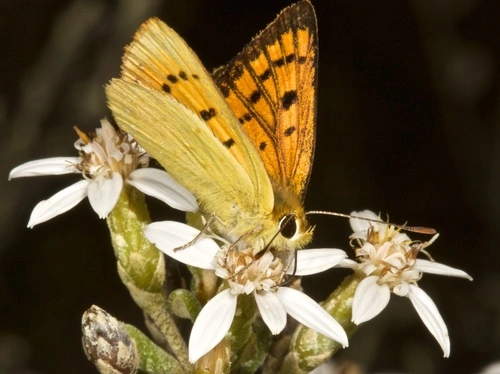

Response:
(268, 185), (314, 250)
(275, 212), (313, 249)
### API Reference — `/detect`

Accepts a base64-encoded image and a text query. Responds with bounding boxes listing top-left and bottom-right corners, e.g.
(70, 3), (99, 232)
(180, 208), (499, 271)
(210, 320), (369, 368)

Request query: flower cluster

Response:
(9, 119), (197, 227)
(9, 121), (474, 366)
(342, 210), (472, 357)
(145, 220), (349, 363)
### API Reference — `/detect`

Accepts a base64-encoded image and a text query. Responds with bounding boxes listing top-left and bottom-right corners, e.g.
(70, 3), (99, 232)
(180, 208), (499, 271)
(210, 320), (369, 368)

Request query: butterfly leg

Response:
(173, 214), (217, 252)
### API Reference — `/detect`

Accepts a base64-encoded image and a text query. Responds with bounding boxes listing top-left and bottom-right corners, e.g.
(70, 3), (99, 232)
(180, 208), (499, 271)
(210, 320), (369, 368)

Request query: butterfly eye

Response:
(279, 214), (298, 239)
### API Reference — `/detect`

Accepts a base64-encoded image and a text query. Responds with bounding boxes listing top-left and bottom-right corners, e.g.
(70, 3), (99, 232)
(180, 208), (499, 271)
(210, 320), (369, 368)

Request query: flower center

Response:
(74, 120), (148, 181)
(353, 226), (432, 294)
(215, 248), (285, 296)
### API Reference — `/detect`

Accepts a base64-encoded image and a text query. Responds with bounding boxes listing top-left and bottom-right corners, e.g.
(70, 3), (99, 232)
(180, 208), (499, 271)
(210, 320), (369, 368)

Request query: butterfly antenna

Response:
(306, 210), (437, 235)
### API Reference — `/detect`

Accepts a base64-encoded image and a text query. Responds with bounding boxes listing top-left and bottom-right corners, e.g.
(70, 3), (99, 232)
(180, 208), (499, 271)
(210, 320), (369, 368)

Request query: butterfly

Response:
(105, 1), (318, 252)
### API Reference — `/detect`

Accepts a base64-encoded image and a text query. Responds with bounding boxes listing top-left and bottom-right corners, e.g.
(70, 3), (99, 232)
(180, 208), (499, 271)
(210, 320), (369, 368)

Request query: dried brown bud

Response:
(82, 305), (138, 374)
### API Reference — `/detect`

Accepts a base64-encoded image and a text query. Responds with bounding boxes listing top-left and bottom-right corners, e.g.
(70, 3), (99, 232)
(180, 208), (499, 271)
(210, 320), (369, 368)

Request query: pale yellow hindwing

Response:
(106, 18), (274, 230)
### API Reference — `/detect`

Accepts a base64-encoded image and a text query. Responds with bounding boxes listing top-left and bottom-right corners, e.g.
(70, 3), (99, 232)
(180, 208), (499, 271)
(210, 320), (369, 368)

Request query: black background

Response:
(1, 1), (498, 373)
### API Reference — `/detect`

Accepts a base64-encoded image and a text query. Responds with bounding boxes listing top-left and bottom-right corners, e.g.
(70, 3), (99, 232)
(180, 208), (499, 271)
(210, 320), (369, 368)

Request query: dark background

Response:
(1, 1), (498, 373)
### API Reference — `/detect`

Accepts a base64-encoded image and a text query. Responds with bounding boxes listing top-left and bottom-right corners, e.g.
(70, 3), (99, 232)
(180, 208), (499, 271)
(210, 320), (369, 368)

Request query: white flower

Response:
(9, 119), (198, 227)
(343, 210), (472, 357)
(144, 220), (349, 363)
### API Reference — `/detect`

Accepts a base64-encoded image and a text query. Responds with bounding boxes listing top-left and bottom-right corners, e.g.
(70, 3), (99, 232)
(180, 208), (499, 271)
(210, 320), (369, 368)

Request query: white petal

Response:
(255, 291), (287, 334)
(407, 285), (450, 357)
(334, 259), (359, 269)
(127, 168), (198, 212)
(87, 172), (123, 218)
(479, 362), (500, 373)
(287, 248), (348, 276)
(145, 221), (219, 269)
(349, 210), (379, 232)
(9, 157), (80, 179)
(352, 276), (390, 324)
(276, 287), (348, 347)
(188, 289), (237, 363)
(415, 259), (473, 281)
(27, 180), (89, 227)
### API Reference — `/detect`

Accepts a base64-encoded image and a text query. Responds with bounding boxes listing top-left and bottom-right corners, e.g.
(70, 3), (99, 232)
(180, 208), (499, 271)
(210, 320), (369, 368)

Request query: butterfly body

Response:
(106, 1), (317, 252)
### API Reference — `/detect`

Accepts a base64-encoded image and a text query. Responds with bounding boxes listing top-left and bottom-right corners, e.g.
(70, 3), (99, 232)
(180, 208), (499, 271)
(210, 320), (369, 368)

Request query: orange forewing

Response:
(213, 0), (318, 200)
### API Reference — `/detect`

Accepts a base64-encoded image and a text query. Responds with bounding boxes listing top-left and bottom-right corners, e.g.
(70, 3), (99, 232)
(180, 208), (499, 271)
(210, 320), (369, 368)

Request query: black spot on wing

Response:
(284, 126), (296, 137)
(200, 108), (216, 121)
(259, 69), (271, 81)
(298, 56), (307, 64)
(162, 83), (171, 93)
(249, 90), (262, 104)
(272, 54), (295, 67)
(179, 71), (188, 80)
(192, 74), (199, 80)
(273, 58), (285, 67)
(167, 74), (178, 83)
(259, 141), (267, 151)
(281, 90), (298, 110)
(239, 113), (252, 124)
(223, 138), (235, 148)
